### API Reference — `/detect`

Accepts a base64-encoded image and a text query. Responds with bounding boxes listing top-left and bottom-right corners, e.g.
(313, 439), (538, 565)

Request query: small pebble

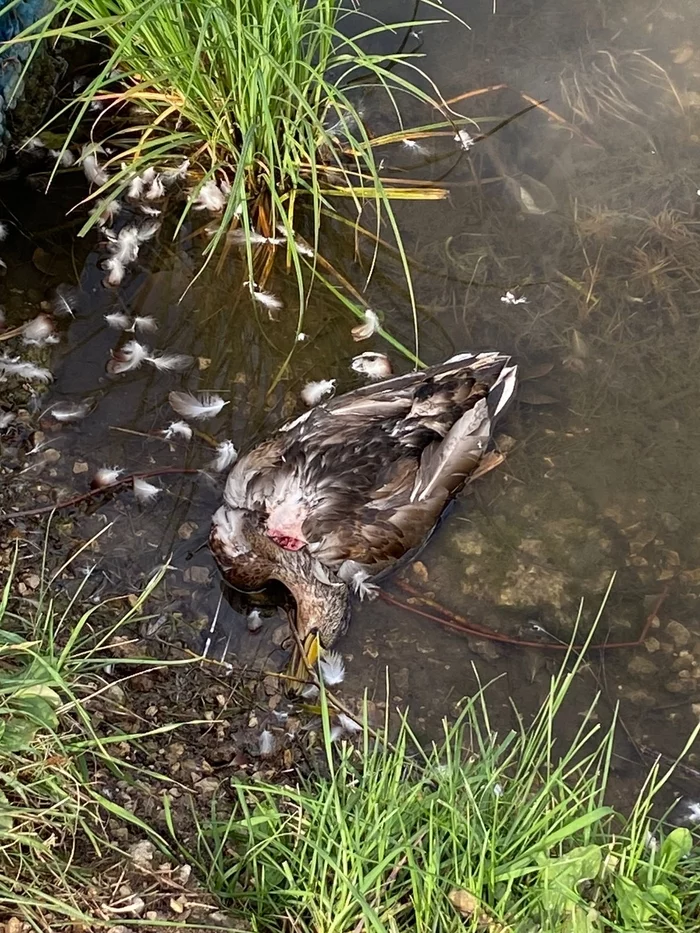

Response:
(129, 840), (155, 868)
(666, 620), (691, 648)
(412, 561), (429, 582)
(178, 521), (198, 539)
(183, 566), (210, 584)
(263, 674), (279, 695)
(195, 777), (219, 795)
(38, 448), (61, 465)
(665, 678), (696, 694)
(73, 460), (89, 474)
(620, 688), (656, 708)
(627, 655), (658, 676)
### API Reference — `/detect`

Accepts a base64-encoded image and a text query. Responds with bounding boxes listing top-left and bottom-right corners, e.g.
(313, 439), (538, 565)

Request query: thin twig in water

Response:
(382, 582), (668, 652)
(0, 467), (201, 521)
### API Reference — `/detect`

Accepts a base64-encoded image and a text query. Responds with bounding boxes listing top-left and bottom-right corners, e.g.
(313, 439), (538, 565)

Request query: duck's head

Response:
(210, 507), (351, 654)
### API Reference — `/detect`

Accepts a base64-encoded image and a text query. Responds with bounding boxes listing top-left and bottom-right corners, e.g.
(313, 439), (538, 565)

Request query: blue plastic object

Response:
(0, 0), (54, 155)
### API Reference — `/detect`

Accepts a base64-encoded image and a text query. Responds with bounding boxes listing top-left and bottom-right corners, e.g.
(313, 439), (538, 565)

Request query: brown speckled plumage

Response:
(210, 352), (517, 646)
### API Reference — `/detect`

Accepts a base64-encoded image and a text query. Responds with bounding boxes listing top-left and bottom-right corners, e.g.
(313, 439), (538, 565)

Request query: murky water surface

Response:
(2, 0), (700, 806)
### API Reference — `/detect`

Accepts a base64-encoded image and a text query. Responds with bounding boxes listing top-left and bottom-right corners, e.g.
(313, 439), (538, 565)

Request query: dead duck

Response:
(210, 351), (517, 662)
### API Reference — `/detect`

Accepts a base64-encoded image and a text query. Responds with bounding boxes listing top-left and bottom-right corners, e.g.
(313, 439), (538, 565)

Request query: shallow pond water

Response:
(1, 0), (700, 812)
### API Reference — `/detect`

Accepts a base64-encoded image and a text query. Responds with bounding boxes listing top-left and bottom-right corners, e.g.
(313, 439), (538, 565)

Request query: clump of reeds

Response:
(10, 0), (467, 350)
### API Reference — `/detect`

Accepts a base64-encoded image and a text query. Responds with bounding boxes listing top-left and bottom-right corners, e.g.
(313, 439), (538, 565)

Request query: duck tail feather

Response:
(412, 398), (491, 502)
(488, 363), (518, 421)
(412, 357), (517, 503)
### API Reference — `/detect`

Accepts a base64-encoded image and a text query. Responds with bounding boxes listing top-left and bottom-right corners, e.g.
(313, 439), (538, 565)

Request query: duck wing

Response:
(301, 353), (517, 574)
(222, 352), (516, 580)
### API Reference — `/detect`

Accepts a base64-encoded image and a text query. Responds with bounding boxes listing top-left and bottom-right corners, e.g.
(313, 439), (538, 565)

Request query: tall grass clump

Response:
(11, 0), (466, 349)
(192, 632), (700, 931)
(0, 542), (184, 927)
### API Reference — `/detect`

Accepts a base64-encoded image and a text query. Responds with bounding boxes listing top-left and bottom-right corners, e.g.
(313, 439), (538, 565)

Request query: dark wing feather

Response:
(301, 355), (515, 570)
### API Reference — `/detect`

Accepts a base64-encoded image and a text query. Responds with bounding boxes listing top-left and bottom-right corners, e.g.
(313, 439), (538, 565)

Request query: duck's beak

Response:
(288, 630), (321, 692)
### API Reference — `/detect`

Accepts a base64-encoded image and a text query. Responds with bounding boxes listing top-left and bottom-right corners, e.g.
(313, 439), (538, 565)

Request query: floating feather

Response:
(351, 352), (392, 381)
(0, 221), (8, 242)
(351, 309), (380, 341)
(48, 400), (93, 422)
(105, 312), (131, 330)
(297, 332), (307, 342)
(209, 440), (238, 472)
(500, 291), (528, 306)
(50, 148), (75, 168)
(90, 197), (121, 227)
(51, 285), (79, 318)
(127, 175), (145, 199)
(133, 477), (161, 502)
(227, 229), (285, 247)
(111, 226), (140, 264)
(146, 351), (192, 372)
(350, 569), (379, 601)
(121, 338), (150, 363)
(140, 205), (162, 217)
(132, 315), (158, 333)
(136, 221), (160, 243)
(91, 466), (123, 488)
(336, 713), (362, 734)
(0, 411), (14, 429)
(454, 129), (476, 151)
(0, 355), (52, 382)
(685, 801), (700, 823)
(145, 175), (165, 200)
(22, 314), (54, 342)
(162, 420), (193, 441)
(301, 379), (335, 407)
(251, 289), (283, 316)
(81, 145), (108, 186)
(162, 159), (189, 184)
(319, 651), (345, 686)
(193, 180), (226, 212)
(300, 683), (319, 699)
(22, 314), (57, 346)
(23, 136), (45, 152)
(401, 138), (428, 154)
(169, 390), (229, 420)
(103, 257), (126, 287)
(107, 339), (150, 374)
